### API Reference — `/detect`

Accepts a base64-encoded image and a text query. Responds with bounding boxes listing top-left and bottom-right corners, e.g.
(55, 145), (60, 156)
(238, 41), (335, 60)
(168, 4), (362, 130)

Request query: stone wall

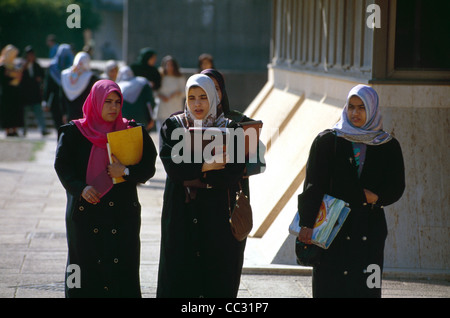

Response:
(373, 84), (450, 272)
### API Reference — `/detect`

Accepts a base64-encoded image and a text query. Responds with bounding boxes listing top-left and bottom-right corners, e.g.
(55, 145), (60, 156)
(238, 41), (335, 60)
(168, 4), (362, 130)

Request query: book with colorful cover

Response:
(106, 126), (143, 184)
(311, 194), (351, 249)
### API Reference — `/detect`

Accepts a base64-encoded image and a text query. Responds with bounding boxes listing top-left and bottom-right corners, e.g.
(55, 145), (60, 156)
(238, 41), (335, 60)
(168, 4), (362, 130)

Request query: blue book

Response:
(289, 194), (351, 249)
(311, 194), (351, 249)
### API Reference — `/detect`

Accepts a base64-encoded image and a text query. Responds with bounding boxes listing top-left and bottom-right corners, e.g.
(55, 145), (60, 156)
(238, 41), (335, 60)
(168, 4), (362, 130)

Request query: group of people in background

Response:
(0, 36), (216, 139)
(0, 44), (48, 137)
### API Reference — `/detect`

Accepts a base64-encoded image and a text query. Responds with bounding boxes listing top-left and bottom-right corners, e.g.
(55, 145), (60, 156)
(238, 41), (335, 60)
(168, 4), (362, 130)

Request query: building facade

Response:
(247, 0), (449, 276)
(123, 0), (272, 110)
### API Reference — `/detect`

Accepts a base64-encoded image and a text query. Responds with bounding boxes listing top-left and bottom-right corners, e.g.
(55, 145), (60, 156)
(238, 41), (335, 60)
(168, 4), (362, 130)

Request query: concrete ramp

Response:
(248, 92), (344, 239)
(246, 87), (303, 149)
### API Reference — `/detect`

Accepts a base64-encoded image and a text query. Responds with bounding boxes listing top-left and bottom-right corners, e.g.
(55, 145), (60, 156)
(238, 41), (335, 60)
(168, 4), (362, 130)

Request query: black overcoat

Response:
(156, 116), (250, 298)
(298, 130), (405, 298)
(0, 65), (23, 128)
(20, 62), (45, 105)
(55, 122), (157, 298)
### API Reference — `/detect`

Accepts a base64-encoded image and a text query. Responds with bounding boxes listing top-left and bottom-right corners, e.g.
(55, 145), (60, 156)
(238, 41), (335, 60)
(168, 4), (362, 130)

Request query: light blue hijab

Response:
(49, 44), (74, 86)
(333, 84), (392, 145)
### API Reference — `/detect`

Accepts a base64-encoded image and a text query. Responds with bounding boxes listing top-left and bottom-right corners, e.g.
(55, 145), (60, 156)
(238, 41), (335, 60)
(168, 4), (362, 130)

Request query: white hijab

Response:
(181, 74), (226, 128)
(61, 52), (93, 101)
(116, 66), (148, 104)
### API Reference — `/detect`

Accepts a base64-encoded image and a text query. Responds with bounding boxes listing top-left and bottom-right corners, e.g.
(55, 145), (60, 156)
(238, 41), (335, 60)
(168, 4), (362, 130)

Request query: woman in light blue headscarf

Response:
(333, 84), (392, 145)
(297, 84), (405, 298)
(43, 44), (74, 129)
(49, 44), (74, 86)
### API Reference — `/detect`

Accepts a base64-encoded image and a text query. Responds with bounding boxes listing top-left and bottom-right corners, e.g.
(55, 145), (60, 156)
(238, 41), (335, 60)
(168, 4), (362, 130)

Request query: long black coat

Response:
(298, 130), (405, 298)
(43, 69), (63, 129)
(20, 62), (45, 105)
(0, 65), (23, 128)
(156, 116), (250, 298)
(55, 122), (157, 298)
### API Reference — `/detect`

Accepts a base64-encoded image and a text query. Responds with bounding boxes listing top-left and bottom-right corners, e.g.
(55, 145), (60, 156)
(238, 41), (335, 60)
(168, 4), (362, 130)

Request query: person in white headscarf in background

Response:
(60, 51), (98, 122)
(297, 84), (405, 298)
(100, 60), (119, 82)
(116, 66), (156, 131)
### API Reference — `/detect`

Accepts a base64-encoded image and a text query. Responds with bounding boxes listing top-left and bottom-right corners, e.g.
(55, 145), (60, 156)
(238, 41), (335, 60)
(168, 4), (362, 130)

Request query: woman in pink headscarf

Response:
(55, 80), (157, 298)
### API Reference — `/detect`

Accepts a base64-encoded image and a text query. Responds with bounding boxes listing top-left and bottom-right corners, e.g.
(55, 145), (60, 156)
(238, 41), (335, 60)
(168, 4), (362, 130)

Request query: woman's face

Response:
(165, 60), (175, 75)
(147, 55), (157, 66)
(187, 86), (209, 120)
(108, 66), (119, 81)
(101, 91), (121, 122)
(210, 77), (222, 101)
(347, 96), (366, 128)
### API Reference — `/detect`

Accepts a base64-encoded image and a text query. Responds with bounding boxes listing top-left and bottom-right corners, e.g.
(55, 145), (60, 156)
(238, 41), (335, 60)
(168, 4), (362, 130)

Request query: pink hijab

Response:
(73, 80), (129, 197)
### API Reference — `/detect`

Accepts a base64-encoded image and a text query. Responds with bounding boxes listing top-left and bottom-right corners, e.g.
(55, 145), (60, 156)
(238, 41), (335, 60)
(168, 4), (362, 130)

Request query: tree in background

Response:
(0, 0), (101, 58)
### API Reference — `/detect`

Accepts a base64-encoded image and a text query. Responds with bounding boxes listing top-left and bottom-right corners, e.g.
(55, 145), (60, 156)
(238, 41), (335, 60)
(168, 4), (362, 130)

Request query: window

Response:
(394, 0), (450, 71)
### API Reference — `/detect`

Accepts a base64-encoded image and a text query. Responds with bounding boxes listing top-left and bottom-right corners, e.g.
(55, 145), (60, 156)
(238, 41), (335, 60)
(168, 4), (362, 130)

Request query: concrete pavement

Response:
(0, 129), (449, 298)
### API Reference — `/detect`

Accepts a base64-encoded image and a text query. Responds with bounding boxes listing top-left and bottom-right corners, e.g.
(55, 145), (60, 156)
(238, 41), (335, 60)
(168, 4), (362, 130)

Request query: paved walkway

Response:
(0, 129), (449, 298)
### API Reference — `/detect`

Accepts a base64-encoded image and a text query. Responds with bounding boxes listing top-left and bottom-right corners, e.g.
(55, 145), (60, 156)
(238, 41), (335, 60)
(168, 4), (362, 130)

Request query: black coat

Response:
(20, 62), (45, 105)
(55, 122), (157, 298)
(156, 116), (250, 298)
(130, 63), (161, 91)
(42, 70), (64, 129)
(298, 130), (405, 298)
(0, 65), (23, 128)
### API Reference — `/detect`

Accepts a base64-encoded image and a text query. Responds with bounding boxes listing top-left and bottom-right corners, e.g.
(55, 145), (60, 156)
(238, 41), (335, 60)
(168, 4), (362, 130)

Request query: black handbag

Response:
(295, 238), (322, 266)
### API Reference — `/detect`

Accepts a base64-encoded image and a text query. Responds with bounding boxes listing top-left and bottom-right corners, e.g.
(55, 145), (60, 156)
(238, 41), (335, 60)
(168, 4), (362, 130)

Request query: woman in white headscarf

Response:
(297, 84), (405, 298)
(61, 52), (98, 122)
(116, 66), (155, 131)
(100, 60), (119, 82)
(157, 74), (256, 298)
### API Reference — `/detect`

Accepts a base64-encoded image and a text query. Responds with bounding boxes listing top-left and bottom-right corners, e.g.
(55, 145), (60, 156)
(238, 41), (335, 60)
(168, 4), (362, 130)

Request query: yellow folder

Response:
(106, 126), (143, 184)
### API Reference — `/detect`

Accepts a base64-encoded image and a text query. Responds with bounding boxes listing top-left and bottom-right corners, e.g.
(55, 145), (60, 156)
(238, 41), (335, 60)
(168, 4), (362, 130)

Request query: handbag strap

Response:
(227, 181), (243, 216)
